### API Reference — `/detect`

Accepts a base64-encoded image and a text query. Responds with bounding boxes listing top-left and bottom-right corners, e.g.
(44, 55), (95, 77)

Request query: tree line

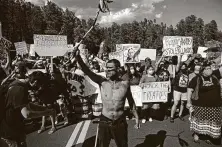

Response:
(0, 0), (222, 56)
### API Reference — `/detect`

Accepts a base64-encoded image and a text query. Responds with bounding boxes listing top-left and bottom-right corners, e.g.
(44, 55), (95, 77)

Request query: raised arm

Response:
(176, 55), (182, 73)
(155, 55), (164, 72)
(75, 51), (105, 84)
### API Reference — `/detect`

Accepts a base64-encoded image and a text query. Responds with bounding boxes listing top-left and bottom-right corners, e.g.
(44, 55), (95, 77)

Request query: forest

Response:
(0, 0), (222, 56)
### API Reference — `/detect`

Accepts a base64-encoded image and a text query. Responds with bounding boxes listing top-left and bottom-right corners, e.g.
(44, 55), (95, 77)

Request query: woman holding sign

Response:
(139, 66), (157, 123)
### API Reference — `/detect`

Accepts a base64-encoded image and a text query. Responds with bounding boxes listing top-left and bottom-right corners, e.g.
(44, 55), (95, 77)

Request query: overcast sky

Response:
(26, 0), (222, 30)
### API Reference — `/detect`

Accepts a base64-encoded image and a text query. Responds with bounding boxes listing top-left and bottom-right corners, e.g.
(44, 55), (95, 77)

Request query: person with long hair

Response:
(187, 61), (222, 144)
(139, 66), (157, 123)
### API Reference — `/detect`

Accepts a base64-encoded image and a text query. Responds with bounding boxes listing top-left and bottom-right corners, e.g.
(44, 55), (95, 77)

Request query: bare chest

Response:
(100, 81), (128, 101)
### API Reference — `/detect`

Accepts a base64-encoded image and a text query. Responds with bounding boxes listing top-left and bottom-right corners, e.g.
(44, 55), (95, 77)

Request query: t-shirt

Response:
(173, 72), (189, 93)
(188, 75), (221, 107)
(140, 75), (157, 84)
(0, 80), (28, 140)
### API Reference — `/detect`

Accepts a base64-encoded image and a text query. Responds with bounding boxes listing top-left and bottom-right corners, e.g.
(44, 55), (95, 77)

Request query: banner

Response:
(67, 73), (86, 96)
(109, 50), (124, 66)
(84, 72), (106, 103)
(139, 49), (156, 61)
(122, 44), (141, 63)
(197, 46), (208, 58)
(34, 34), (68, 56)
(14, 41), (28, 55)
(163, 36), (193, 56)
(142, 82), (169, 103)
(125, 86), (143, 107)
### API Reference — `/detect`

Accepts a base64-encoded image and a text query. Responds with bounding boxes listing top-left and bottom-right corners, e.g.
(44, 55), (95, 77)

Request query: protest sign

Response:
(163, 36), (193, 56)
(109, 50), (124, 66)
(197, 47), (208, 58)
(67, 73), (86, 96)
(14, 41), (28, 55)
(139, 49), (156, 61)
(122, 44), (141, 63)
(84, 72), (106, 103)
(34, 34), (69, 56)
(125, 86), (143, 107)
(142, 82), (169, 103)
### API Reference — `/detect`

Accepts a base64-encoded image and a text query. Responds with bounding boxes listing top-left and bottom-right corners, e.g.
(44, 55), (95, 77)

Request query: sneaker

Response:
(142, 119), (146, 124)
(126, 116), (130, 120)
(170, 117), (174, 123)
(149, 118), (153, 122)
(48, 127), (56, 135)
(37, 126), (46, 134)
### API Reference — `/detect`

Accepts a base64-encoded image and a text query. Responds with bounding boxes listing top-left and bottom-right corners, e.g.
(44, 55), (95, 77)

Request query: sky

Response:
(26, 0), (222, 30)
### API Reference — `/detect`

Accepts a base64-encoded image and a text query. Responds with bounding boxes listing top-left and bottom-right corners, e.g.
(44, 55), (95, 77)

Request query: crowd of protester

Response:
(0, 48), (222, 146)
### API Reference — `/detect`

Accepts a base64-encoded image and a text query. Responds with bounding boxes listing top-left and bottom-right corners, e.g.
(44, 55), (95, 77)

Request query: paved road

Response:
(26, 116), (221, 147)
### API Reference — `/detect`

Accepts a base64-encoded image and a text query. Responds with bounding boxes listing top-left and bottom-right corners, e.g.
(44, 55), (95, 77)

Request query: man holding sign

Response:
(74, 48), (140, 147)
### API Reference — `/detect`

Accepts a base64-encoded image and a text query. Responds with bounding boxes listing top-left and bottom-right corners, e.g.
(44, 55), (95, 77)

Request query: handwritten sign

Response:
(67, 73), (85, 96)
(163, 36), (193, 56)
(14, 41), (28, 55)
(109, 50), (124, 66)
(142, 82), (169, 103)
(34, 34), (69, 56)
(139, 49), (156, 61)
(122, 44), (141, 63)
(125, 86), (142, 107)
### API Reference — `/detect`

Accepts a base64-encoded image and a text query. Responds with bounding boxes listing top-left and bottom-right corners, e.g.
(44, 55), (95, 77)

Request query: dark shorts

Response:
(97, 114), (128, 147)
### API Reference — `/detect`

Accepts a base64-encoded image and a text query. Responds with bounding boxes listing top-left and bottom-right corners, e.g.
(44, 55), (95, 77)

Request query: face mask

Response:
(148, 70), (154, 75)
(203, 70), (213, 77)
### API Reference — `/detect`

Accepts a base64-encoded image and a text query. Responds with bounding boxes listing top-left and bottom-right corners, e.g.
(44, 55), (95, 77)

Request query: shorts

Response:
(173, 90), (187, 101)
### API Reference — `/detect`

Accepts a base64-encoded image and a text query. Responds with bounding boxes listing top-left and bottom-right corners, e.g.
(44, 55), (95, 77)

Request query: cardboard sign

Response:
(139, 49), (156, 61)
(142, 82), (169, 103)
(109, 50), (124, 66)
(67, 73), (86, 96)
(14, 41), (28, 55)
(34, 34), (68, 56)
(125, 86), (143, 107)
(197, 46), (208, 58)
(122, 44), (141, 63)
(163, 36), (193, 56)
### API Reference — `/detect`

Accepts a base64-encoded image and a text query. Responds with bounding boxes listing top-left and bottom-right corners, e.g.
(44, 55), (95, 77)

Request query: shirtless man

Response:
(75, 50), (140, 147)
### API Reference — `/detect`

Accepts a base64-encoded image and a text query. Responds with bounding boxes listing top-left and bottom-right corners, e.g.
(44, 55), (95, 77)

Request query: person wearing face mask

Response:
(122, 65), (141, 120)
(157, 71), (171, 120)
(139, 66), (157, 123)
(187, 61), (222, 144)
(170, 60), (189, 123)
(188, 64), (202, 83)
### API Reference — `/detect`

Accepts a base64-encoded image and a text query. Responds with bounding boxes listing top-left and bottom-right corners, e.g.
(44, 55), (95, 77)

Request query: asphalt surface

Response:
(26, 115), (222, 147)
